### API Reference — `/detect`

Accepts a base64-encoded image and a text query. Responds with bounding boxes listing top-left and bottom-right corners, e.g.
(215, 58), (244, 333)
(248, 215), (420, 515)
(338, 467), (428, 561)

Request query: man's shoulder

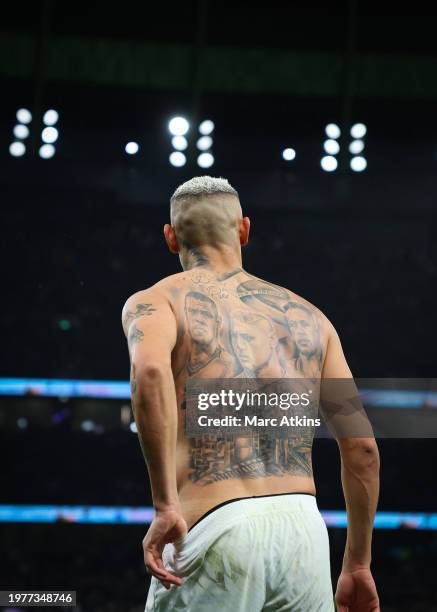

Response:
(286, 288), (330, 325)
(121, 274), (185, 335)
(240, 271), (330, 325)
(286, 288), (336, 339)
(123, 273), (187, 303)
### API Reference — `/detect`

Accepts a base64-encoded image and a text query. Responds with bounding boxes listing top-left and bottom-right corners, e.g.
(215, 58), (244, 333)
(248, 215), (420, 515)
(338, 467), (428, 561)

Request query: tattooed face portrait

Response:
(231, 311), (277, 374)
(283, 302), (323, 377)
(185, 291), (219, 347)
(284, 303), (319, 355)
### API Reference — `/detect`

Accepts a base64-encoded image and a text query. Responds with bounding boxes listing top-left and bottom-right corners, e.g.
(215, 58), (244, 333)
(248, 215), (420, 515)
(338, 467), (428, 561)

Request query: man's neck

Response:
(181, 244), (243, 273)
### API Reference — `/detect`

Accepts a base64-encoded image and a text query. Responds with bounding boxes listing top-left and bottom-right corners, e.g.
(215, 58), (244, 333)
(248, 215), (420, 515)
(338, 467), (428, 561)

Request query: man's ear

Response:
(239, 217), (251, 246)
(164, 224), (180, 254)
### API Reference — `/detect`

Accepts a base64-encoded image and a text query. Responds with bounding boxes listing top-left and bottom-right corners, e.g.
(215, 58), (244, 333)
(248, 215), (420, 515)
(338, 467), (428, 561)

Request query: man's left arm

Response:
(122, 288), (186, 589)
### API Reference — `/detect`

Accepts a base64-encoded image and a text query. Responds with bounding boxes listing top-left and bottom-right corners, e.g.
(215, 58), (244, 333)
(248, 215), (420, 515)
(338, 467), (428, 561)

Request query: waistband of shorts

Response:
(188, 492), (317, 534)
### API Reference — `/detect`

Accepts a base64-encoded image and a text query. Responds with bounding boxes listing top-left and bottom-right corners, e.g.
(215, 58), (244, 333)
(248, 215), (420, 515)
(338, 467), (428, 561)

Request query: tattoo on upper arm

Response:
(123, 303), (157, 329)
(128, 324), (144, 345)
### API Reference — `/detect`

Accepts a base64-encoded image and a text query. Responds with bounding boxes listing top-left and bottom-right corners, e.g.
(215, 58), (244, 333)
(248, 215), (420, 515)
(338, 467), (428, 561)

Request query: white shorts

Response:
(145, 493), (334, 612)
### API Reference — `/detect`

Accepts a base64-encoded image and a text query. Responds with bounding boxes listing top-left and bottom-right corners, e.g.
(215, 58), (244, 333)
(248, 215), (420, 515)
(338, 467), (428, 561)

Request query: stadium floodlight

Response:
(13, 124), (29, 139)
(320, 155), (338, 172)
(349, 139), (365, 155)
(350, 156), (367, 172)
(171, 136), (188, 151)
(41, 126), (59, 144)
(282, 148), (296, 161)
(196, 136), (213, 151)
(125, 141), (139, 155)
(16, 108), (32, 124)
(168, 117), (189, 136)
(169, 151), (186, 167)
(350, 123), (367, 139)
(43, 109), (59, 126)
(199, 120), (214, 135)
(197, 152), (214, 168)
(325, 123), (341, 139)
(9, 141), (26, 157)
(39, 144), (55, 159)
(323, 139), (340, 155)
(130, 421), (138, 433)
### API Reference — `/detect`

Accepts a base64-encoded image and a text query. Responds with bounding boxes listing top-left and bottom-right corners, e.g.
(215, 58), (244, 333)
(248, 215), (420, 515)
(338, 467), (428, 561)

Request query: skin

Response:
(285, 303), (323, 377)
(232, 317), (273, 369)
(185, 296), (217, 345)
(122, 191), (380, 609)
(231, 314), (286, 377)
(287, 307), (316, 353)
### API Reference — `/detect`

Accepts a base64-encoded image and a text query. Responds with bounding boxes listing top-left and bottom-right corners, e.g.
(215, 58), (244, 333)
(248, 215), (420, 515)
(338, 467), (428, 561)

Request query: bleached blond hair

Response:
(169, 176), (242, 248)
(170, 176), (238, 204)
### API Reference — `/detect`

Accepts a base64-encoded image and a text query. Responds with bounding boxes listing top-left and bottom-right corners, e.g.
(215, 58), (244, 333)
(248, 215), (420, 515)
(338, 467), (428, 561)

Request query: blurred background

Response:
(1, 1), (437, 610)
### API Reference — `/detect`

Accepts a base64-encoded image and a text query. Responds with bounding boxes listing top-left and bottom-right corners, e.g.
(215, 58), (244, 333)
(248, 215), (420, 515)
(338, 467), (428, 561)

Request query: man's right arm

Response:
(322, 322), (380, 612)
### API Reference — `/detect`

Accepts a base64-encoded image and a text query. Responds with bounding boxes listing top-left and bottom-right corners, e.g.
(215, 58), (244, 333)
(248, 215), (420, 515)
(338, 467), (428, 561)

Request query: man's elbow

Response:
(130, 362), (172, 416)
(135, 361), (171, 383)
(339, 438), (380, 474)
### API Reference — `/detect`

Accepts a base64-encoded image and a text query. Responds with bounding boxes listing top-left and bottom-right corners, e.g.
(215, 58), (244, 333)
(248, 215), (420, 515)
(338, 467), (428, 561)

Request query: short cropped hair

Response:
(171, 176), (239, 204)
(169, 176), (242, 248)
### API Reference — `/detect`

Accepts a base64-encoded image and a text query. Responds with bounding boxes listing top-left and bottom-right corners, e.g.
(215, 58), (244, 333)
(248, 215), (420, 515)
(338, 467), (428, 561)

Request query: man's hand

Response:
(143, 508), (188, 590)
(335, 566), (380, 612)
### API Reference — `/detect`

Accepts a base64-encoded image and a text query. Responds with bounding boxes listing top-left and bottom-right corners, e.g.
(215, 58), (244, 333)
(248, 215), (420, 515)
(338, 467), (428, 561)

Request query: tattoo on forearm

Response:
(128, 324), (144, 345)
(130, 364), (137, 396)
(124, 303), (157, 328)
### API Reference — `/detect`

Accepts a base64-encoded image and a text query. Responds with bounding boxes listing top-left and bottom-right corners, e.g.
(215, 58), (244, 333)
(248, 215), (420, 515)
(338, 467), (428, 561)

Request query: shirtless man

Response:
(122, 176), (380, 612)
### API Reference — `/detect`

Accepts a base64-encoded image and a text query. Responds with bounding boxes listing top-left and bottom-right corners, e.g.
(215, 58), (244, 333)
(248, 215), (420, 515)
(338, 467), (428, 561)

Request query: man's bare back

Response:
(124, 266), (328, 529)
(122, 176), (379, 611)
